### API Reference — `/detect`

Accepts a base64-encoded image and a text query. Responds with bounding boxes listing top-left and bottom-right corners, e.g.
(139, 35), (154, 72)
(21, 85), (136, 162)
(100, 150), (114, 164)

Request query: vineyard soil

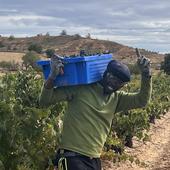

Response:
(102, 111), (170, 170)
(0, 52), (24, 62)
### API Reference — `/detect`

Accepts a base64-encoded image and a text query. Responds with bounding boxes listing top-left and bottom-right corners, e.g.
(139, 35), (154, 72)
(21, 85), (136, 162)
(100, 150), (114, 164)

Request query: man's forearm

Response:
(138, 74), (152, 106)
(39, 78), (55, 107)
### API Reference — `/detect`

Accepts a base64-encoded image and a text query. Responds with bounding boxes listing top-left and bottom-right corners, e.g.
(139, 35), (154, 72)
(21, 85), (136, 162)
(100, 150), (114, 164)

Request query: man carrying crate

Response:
(39, 49), (152, 170)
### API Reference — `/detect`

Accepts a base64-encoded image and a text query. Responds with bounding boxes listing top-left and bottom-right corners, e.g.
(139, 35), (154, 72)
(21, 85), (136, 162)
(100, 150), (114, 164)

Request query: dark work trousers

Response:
(53, 149), (102, 170)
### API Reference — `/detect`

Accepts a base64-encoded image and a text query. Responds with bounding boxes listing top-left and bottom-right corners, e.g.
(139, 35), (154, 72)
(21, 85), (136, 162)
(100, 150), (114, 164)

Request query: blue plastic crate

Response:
(37, 54), (112, 86)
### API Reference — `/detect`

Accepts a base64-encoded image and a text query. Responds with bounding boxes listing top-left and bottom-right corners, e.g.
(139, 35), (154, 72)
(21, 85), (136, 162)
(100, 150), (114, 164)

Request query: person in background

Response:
(39, 49), (152, 170)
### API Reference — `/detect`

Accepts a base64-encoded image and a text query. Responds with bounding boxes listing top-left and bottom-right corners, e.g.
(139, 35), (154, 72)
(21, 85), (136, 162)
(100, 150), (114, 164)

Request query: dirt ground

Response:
(102, 111), (170, 170)
(0, 52), (25, 62)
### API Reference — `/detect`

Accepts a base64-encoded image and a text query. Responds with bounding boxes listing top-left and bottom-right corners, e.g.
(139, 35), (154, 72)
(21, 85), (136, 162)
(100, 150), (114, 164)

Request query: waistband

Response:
(59, 149), (81, 157)
(58, 149), (95, 159)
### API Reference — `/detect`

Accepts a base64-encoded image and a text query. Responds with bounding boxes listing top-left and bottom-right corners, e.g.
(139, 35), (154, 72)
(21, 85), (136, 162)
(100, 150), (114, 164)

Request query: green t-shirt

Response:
(39, 76), (152, 158)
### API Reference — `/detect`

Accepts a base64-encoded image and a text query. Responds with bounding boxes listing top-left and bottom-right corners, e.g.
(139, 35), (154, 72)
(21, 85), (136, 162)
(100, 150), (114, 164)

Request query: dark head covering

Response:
(106, 60), (131, 82)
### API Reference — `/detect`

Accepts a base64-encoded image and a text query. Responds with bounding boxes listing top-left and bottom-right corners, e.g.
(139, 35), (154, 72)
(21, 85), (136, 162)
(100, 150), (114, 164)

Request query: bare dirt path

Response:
(102, 112), (170, 170)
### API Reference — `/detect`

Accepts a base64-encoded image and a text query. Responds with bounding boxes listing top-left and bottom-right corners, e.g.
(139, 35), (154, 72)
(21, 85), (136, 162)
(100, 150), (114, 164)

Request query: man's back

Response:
(59, 83), (119, 158)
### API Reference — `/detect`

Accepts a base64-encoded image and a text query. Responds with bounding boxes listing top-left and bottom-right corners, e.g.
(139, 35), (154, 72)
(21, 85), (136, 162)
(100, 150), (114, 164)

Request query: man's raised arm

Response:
(115, 48), (152, 113)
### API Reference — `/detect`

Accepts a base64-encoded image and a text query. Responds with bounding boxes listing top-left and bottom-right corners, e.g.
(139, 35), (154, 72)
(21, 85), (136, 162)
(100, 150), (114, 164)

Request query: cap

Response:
(106, 60), (131, 82)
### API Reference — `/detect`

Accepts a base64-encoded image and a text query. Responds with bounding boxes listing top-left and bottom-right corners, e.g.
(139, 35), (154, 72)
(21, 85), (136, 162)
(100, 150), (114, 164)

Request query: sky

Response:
(0, 0), (170, 54)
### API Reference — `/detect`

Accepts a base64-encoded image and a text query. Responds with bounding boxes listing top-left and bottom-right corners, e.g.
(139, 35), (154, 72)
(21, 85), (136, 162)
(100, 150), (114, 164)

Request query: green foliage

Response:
(28, 44), (42, 54)
(104, 132), (124, 154)
(0, 61), (19, 71)
(0, 67), (65, 170)
(112, 109), (150, 147)
(22, 52), (40, 69)
(128, 63), (140, 75)
(46, 49), (55, 58)
(111, 73), (170, 148)
(0, 66), (169, 169)
(161, 53), (170, 75)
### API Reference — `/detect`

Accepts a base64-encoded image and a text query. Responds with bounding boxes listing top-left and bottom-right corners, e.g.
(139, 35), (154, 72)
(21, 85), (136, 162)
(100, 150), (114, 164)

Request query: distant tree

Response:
(46, 32), (50, 36)
(37, 33), (43, 37)
(8, 35), (15, 41)
(161, 53), (170, 75)
(46, 49), (55, 58)
(74, 34), (81, 39)
(60, 30), (67, 36)
(28, 43), (42, 54)
(22, 51), (40, 69)
(86, 33), (91, 39)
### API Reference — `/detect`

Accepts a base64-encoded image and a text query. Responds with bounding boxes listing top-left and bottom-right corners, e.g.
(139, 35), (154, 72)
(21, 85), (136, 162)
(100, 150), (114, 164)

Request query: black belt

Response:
(53, 149), (95, 166)
(59, 149), (82, 157)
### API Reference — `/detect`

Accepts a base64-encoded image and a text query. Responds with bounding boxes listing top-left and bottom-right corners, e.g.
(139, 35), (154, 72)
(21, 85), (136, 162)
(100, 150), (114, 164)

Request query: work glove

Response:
(48, 54), (64, 80)
(136, 48), (151, 78)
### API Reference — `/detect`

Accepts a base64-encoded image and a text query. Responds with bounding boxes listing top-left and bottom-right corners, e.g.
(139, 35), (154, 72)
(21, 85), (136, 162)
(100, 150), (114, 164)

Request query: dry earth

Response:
(0, 35), (164, 65)
(0, 52), (24, 63)
(0, 52), (46, 76)
(102, 112), (170, 170)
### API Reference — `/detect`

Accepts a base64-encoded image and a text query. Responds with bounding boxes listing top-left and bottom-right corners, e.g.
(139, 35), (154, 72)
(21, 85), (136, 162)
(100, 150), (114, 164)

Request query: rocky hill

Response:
(0, 35), (164, 65)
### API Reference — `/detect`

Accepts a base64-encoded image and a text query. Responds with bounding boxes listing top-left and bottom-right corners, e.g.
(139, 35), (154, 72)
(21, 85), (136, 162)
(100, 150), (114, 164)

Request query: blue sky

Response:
(0, 0), (170, 53)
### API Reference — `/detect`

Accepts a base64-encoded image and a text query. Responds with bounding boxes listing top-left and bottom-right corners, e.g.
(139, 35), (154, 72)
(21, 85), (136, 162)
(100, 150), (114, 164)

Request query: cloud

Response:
(0, 14), (67, 29)
(0, 9), (18, 13)
(0, 15), (57, 21)
(0, 0), (170, 53)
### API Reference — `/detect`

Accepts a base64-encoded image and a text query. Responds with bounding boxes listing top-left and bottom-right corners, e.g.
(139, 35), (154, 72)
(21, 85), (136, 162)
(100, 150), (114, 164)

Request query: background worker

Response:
(39, 49), (152, 170)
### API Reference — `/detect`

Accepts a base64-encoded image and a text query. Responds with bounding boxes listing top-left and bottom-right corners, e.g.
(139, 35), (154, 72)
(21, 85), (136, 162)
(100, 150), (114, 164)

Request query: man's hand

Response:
(136, 48), (151, 77)
(44, 54), (64, 89)
(48, 54), (64, 80)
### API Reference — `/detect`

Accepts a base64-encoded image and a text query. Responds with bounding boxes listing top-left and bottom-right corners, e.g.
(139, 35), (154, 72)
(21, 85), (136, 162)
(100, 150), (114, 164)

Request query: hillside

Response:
(0, 35), (164, 64)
